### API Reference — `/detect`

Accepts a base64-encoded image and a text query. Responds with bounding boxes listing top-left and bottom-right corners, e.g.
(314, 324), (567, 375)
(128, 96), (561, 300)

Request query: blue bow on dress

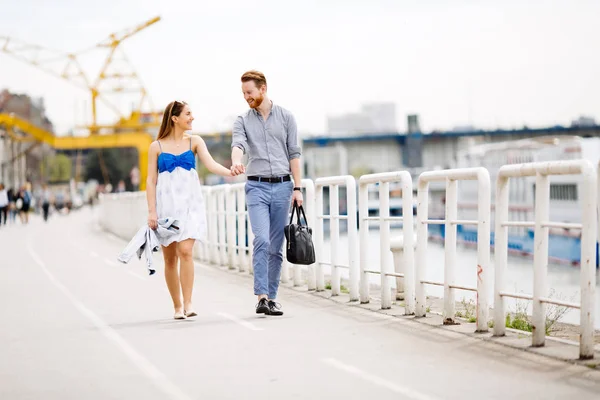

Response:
(158, 151), (195, 173)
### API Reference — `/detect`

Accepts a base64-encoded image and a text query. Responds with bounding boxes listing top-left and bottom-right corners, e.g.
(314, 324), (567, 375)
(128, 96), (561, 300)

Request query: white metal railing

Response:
(493, 160), (597, 359)
(225, 183), (252, 272)
(415, 167), (491, 332)
(358, 171), (415, 312)
(315, 175), (359, 300)
(208, 185), (229, 267)
(199, 186), (212, 264)
(98, 161), (598, 359)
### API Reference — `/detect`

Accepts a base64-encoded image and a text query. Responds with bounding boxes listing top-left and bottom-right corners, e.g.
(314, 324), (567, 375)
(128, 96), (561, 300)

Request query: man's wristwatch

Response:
(293, 187), (302, 191)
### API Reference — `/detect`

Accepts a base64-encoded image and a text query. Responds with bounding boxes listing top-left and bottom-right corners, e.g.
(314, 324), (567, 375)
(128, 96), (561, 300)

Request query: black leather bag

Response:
(284, 202), (315, 265)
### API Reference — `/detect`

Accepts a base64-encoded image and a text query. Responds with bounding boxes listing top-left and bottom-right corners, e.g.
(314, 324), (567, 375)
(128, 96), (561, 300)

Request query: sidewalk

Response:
(1, 208), (599, 400)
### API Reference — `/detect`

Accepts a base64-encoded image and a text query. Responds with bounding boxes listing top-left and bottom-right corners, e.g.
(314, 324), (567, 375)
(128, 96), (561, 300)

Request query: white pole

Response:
(330, 184), (340, 295)
(236, 187), (246, 272)
(476, 169), (491, 332)
(380, 181), (392, 309)
(303, 179), (316, 290)
(415, 178), (429, 317)
(493, 175), (509, 337)
(226, 187), (236, 269)
(358, 181), (370, 303)
(346, 176), (359, 301)
(443, 179), (458, 324)
(532, 173), (549, 347)
(315, 184), (325, 291)
(401, 174), (415, 315)
(248, 215), (255, 275)
(218, 188), (227, 267)
(580, 162), (597, 359)
(209, 190), (219, 265)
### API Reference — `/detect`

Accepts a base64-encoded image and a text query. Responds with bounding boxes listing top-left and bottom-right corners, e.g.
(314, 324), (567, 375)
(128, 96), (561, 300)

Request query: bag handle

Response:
(289, 201), (309, 227)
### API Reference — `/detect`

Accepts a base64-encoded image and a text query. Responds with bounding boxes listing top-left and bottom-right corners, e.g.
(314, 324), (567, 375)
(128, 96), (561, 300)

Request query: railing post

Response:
(345, 177), (359, 301)
(580, 162), (597, 359)
(302, 179), (316, 290)
(443, 178), (458, 324)
(330, 184), (340, 295)
(248, 217), (255, 275)
(281, 255), (290, 284)
(493, 175), (509, 337)
(415, 178), (429, 317)
(380, 181), (392, 309)
(208, 188), (219, 265)
(315, 184), (325, 291)
(217, 187), (227, 266)
(236, 186), (246, 272)
(201, 187), (212, 263)
(401, 176), (415, 315)
(359, 182), (370, 303)
(226, 186), (236, 269)
(532, 173), (549, 347)
(476, 169), (491, 332)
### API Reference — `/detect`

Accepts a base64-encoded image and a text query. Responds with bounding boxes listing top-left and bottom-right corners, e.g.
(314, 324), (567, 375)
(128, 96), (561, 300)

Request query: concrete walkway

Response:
(1, 208), (600, 400)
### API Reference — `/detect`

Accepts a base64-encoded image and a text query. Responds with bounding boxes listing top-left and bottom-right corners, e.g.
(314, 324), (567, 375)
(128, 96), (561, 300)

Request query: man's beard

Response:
(248, 93), (264, 109)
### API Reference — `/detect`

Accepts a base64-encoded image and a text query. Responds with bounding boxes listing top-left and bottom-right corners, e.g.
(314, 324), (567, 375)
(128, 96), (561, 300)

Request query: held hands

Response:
(230, 162), (246, 176)
(148, 211), (158, 230)
(292, 189), (303, 207)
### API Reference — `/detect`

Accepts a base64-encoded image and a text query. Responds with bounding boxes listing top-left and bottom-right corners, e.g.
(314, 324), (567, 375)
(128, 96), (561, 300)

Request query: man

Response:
(231, 70), (303, 316)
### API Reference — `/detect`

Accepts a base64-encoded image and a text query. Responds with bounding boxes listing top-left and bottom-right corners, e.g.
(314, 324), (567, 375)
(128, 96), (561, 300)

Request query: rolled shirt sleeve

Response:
(231, 116), (248, 154)
(285, 112), (302, 160)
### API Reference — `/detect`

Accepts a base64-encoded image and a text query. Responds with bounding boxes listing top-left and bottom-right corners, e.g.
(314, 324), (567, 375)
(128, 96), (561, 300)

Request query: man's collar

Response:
(252, 100), (274, 115)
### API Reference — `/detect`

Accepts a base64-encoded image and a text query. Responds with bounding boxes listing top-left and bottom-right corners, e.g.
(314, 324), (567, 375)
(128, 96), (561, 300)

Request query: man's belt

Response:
(247, 175), (291, 183)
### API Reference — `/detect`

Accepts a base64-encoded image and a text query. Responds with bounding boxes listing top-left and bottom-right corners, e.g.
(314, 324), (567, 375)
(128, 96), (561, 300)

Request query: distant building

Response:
(0, 89), (55, 188)
(327, 102), (397, 135)
(571, 116), (596, 128)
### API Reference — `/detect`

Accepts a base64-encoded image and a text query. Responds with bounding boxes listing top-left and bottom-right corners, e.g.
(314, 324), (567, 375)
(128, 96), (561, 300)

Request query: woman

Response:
(18, 183), (32, 224)
(147, 100), (238, 320)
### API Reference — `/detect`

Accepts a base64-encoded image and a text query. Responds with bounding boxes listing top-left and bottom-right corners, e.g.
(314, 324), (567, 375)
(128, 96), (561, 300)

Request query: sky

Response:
(1, 0), (599, 137)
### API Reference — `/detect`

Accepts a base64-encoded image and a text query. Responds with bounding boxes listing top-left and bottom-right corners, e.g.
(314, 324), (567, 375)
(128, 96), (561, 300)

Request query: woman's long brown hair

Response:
(157, 100), (187, 140)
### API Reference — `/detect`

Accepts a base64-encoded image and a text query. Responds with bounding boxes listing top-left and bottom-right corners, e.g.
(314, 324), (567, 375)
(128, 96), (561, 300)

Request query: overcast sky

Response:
(1, 0), (599, 136)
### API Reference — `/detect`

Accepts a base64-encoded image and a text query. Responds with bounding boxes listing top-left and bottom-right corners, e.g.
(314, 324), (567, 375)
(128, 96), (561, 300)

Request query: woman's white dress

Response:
(155, 140), (207, 246)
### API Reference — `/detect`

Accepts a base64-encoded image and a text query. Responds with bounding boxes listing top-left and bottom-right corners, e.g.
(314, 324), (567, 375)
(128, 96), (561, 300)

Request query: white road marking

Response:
(104, 258), (118, 267)
(27, 243), (193, 400)
(215, 312), (264, 331)
(322, 358), (441, 400)
(127, 270), (145, 281)
(106, 233), (124, 243)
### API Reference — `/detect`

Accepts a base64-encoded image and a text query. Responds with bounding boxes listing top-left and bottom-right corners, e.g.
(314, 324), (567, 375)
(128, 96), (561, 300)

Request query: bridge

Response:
(3, 163), (600, 399)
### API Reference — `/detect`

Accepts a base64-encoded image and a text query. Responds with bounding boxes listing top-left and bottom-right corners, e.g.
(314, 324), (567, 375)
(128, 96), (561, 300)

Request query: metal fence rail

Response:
(415, 167), (491, 332)
(358, 171), (415, 312)
(315, 175), (359, 300)
(493, 160), (597, 359)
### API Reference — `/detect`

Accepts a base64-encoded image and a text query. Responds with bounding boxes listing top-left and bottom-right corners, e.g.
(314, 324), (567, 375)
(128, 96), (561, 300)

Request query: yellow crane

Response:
(0, 16), (161, 190)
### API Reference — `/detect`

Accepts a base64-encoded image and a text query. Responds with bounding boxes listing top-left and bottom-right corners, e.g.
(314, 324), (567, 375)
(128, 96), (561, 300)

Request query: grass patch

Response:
(455, 298), (477, 322)
(505, 289), (571, 335)
(325, 281), (349, 294)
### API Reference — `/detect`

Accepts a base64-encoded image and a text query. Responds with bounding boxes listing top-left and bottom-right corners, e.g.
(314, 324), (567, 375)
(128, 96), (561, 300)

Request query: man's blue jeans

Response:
(245, 180), (293, 299)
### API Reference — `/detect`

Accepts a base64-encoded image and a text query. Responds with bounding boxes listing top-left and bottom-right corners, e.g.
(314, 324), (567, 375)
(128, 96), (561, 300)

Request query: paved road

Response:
(2, 208), (600, 400)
